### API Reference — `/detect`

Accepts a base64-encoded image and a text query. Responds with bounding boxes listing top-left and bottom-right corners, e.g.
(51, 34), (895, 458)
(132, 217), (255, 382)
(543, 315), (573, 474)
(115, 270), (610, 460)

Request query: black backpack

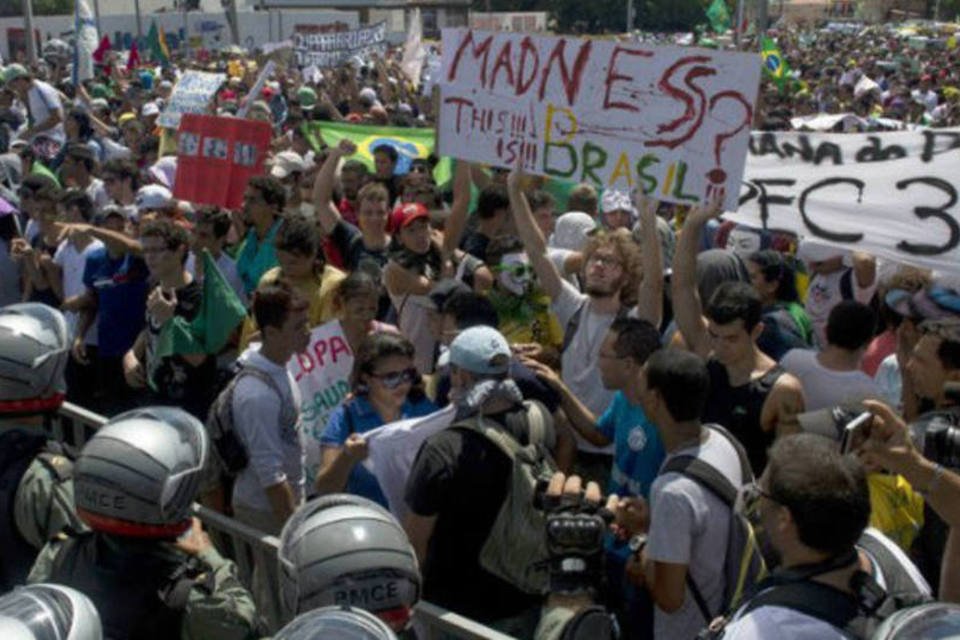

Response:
(48, 530), (215, 640)
(0, 430), (71, 590)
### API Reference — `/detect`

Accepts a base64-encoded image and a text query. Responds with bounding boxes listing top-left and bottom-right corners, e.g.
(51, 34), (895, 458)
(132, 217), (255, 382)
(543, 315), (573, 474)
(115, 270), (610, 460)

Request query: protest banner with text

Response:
(293, 21), (386, 68)
(287, 320), (355, 485)
(157, 70), (226, 130)
(437, 29), (762, 210)
(726, 128), (960, 274)
(174, 114), (272, 209)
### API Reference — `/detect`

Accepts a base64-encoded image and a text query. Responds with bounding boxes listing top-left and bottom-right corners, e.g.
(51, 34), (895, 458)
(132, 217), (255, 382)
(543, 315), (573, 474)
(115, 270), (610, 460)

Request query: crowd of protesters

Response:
(2, 16), (960, 640)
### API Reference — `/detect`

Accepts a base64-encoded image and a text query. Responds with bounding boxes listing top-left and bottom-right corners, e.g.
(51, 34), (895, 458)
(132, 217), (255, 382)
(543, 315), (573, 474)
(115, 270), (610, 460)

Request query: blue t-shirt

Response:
(597, 391), (666, 566)
(82, 247), (148, 358)
(321, 394), (437, 507)
(596, 391), (665, 499)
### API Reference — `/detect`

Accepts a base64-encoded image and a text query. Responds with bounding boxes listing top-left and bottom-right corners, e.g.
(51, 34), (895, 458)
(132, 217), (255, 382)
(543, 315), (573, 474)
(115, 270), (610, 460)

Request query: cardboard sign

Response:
(287, 320), (355, 485)
(293, 21), (386, 68)
(438, 29), (762, 210)
(157, 71), (226, 130)
(174, 114), (271, 209)
(726, 128), (960, 274)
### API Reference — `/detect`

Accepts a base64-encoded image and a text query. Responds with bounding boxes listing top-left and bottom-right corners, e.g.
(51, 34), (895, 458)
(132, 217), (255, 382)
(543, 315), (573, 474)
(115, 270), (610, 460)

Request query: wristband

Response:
(920, 463), (945, 497)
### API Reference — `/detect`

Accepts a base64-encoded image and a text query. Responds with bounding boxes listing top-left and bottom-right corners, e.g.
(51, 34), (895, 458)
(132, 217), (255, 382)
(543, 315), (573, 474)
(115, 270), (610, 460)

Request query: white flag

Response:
(74, 0), (98, 82)
(400, 8), (426, 88)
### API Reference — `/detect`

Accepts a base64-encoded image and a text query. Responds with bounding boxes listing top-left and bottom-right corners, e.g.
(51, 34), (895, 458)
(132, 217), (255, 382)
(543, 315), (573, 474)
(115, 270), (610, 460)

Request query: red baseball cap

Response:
(390, 202), (429, 233)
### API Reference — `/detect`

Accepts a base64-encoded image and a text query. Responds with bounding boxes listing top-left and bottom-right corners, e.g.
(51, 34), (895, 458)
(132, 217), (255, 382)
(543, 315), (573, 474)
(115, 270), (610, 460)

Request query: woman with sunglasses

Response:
(314, 332), (436, 506)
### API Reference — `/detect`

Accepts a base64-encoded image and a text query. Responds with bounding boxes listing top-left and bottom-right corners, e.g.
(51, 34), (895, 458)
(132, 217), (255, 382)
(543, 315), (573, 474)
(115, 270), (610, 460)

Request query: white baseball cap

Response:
(135, 184), (174, 212)
(270, 151), (308, 179)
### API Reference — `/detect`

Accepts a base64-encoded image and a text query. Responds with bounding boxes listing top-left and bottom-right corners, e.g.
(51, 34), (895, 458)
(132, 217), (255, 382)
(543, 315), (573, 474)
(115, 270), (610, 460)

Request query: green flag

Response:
(761, 36), (791, 92)
(705, 0), (732, 34)
(154, 251), (246, 365)
(302, 121), (452, 186)
(31, 161), (60, 187)
(146, 21), (170, 66)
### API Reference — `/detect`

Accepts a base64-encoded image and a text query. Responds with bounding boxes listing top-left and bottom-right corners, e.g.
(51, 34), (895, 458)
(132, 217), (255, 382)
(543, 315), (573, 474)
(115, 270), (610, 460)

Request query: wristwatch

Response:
(628, 534), (648, 558)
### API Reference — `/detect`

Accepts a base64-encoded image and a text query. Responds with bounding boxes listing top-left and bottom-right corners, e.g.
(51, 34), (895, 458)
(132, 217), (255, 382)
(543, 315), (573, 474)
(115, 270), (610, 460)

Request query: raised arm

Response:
(507, 169), (563, 300)
(670, 199), (722, 358)
(312, 139), (353, 236)
(440, 160), (472, 259)
(635, 192), (663, 328)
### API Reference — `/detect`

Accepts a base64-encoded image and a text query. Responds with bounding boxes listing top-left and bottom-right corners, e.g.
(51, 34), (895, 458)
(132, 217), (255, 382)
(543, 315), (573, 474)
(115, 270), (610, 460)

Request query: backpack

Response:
(451, 400), (558, 595)
(720, 566), (931, 640)
(660, 425), (767, 622)
(205, 364), (292, 476)
(48, 530), (216, 640)
(0, 430), (53, 590)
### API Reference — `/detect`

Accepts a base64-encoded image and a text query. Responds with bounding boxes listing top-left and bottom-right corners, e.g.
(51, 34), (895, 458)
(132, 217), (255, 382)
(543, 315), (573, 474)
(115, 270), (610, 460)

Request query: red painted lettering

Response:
(516, 36), (540, 96)
(444, 96), (475, 134)
(490, 41), (515, 91)
(537, 38), (593, 107)
(313, 339), (328, 367)
(295, 352), (314, 382)
(603, 46), (653, 113)
(329, 336), (351, 363)
(447, 31), (494, 87)
(646, 56), (715, 150)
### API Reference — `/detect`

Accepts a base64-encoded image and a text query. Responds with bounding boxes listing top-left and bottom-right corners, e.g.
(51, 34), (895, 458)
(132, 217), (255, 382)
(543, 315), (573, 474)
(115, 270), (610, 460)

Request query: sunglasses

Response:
(494, 263), (535, 278)
(734, 481), (779, 524)
(370, 367), (419, 389)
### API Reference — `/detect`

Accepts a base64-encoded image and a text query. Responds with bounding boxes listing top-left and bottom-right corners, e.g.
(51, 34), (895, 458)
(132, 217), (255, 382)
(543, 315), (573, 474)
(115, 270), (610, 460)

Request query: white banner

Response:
(287, 320), (354, 484)
(727, 128), (960, 274)
(293, 21), (386, 68)
(158, 71), (226, 130)
(438, 29), (762, 210)
(362, 405), (456, 521)
(401, 8), (425, 87)
(73, 0), (98, 83)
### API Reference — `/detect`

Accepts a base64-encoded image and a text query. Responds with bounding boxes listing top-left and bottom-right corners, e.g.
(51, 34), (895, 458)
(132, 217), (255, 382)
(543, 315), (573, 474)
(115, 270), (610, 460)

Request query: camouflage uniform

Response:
(29, 532), (261, 640)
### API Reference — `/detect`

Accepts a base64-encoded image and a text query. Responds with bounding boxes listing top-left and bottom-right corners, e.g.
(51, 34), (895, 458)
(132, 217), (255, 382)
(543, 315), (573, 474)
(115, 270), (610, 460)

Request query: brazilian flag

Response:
(761, 37), (791, 92)
(146, 21), (170, 66)
(303, 121), (452, 185)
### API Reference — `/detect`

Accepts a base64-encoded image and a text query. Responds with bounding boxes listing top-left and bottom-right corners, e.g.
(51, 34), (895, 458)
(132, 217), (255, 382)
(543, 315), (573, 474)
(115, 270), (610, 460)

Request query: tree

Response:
(0, 0), (74, 17)
(470, 0), (711, 34)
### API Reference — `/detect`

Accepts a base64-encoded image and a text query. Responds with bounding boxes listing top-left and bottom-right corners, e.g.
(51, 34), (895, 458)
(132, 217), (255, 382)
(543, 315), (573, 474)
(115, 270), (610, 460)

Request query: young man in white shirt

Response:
(798, 241), (876, 348)
(4, 64), (64, 154)
(781, 300), (883, 412)
(624, 348), (748, 640)
(231, 278), (310, 630)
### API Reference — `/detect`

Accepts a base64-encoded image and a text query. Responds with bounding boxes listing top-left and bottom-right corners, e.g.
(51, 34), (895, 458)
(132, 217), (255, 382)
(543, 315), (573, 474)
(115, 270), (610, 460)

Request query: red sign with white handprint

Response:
(174, 114), (272, 210)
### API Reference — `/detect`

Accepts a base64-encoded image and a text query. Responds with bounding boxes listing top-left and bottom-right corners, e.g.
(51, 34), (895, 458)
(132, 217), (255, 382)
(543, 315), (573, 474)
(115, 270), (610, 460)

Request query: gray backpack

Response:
(452, 400), (557, 595)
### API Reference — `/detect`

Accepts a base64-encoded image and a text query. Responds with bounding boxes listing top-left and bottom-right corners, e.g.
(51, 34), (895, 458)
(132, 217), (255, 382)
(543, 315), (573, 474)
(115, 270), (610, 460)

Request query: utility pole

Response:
(22, 0), (37, 65)
(134, 0), (143, 39)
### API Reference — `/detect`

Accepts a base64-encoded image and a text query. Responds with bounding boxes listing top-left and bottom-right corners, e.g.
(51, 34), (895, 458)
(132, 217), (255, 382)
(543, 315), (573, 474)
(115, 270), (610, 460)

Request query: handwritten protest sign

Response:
(725, 128), (960, 274)
(438, 29), (762, 210)
(362, 405), (456, 520)
(287, 320), (354, 485)
(157, 71), (226, 130)
(293, 21), (386, 68)
(174, 114), (271, 209)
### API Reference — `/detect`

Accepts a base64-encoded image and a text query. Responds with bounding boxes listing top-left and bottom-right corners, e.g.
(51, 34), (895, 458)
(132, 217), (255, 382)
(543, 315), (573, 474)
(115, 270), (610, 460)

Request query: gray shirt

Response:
(230, 345), (305, 513)
(646, 427), (745, 639)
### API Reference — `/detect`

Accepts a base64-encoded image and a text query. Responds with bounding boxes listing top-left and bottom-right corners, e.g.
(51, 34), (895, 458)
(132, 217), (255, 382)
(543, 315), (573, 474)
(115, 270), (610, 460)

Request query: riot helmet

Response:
(0, 583), (102, 640)
(273, 605), (397, 640)
(0, 303), (69, 415)
(278, 495), (420, 630)
(73, 406), (208, 538)
(873, 602), (960, 639)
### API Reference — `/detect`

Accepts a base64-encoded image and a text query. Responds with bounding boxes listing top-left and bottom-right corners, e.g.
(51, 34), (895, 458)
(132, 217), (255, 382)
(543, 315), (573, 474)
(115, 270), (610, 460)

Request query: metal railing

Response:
(50, 402), (515, 639)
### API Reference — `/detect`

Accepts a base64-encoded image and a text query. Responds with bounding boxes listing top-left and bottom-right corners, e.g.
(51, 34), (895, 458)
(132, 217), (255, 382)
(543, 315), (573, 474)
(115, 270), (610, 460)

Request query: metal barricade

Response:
(50, 402), (514, 639)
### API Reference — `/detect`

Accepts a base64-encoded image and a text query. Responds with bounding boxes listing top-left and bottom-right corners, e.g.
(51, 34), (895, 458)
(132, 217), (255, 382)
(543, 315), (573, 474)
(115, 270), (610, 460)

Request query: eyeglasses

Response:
(586, 254), (623, 269)
(494, 263), (535, 278)
(370, 367), (419, 389)
(734, 481), (779, 523)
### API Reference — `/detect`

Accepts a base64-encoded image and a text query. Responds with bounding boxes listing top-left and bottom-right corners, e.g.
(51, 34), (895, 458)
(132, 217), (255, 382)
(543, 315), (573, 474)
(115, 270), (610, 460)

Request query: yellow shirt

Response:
(238, 264), (346, 350)
(868, 473), (924, 551)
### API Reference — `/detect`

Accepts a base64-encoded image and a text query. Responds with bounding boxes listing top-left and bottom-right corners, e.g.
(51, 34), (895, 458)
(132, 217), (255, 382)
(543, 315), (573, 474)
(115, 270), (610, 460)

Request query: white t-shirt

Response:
(53, 238), (103, 345)
(25, 80), (65, 144)
(804, 268), (876, 348)
(780, 348), (882, 412)
(230, 345), (305, 513)
(647, 427), (746, 640)
(553, 280), (619, 454)
(185, 251), (248, 306)
(388, 287), (437, 375)
(85, 178), (110, 210)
